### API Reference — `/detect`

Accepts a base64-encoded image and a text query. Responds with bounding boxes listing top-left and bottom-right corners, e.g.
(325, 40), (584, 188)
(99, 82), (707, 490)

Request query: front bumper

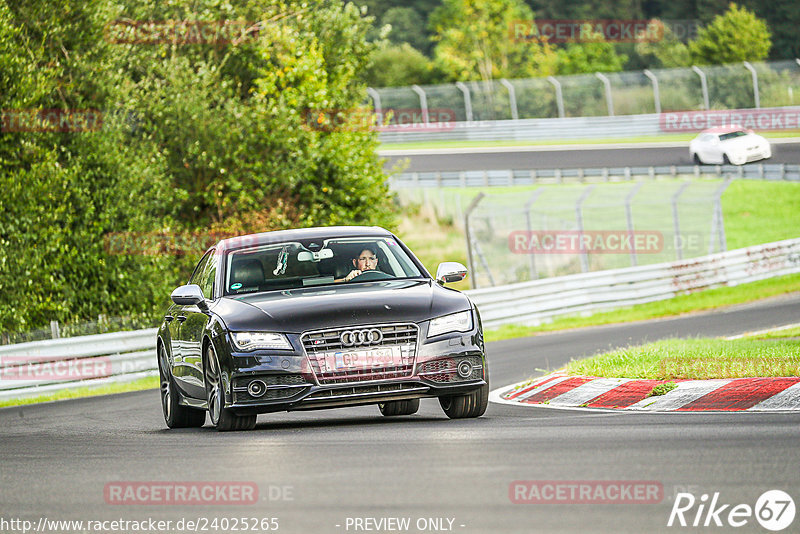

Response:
(228, 376), (487, 415)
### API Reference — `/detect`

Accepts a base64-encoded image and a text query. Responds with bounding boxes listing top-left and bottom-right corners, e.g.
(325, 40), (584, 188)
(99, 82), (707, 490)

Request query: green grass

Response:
(485, 273), (800, 342)
(0, 376), (158, 408)
(564, 337), (800, 380)
(722, 180), (800, 250)
(381, 131), (800, 151)
(748, 326), (800, 340)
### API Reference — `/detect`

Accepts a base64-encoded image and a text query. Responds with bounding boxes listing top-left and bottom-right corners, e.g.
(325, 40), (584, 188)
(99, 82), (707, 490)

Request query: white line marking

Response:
(748, 382), (800, 411)
(726, 322), (800, 340)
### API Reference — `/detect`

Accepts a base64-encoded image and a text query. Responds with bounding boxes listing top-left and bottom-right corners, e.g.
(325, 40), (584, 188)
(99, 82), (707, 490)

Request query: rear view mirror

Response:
(436, 262), (468, 285)
(171, 284), (207, 309)
(297, 249), (334, 262)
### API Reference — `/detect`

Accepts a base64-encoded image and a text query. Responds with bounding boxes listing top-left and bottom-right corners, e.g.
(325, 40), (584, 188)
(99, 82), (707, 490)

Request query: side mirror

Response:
(435, 262), (468, 285)
(171, 284), (208, 309)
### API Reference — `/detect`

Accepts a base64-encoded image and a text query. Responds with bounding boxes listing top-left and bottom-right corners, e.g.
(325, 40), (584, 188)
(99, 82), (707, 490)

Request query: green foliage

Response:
(689, 3), (771, 64)
(555, 31), (628, 75)
(362, 42), (445, 87)
(0, 0), (395, 335)
(381, 7), (431, 54)
(430, 0), (558, 82)
(634, 21), (692, 68)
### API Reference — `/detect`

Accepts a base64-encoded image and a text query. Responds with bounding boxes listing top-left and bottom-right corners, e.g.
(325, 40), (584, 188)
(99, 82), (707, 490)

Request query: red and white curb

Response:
(490, 373), (800, 412)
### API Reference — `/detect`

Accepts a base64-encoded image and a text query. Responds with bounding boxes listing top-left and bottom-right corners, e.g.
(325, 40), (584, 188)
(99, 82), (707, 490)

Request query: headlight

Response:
(428, 310), (472, 338)
(231, 332), (292, 351)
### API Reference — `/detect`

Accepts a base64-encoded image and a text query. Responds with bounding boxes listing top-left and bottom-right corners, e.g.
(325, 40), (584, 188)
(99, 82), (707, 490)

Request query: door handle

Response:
(176, 315), (187, 323)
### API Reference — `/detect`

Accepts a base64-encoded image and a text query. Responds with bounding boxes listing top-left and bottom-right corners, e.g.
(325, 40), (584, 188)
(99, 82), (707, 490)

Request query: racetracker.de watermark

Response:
(660, 108), (800, 132)
(510, 480), (663, 504)
(103, 20), (259, 45)
(508, 230), (665, 254)
(0, 355), (111, 381)
(1, 109), (103, 132)
(104, 482), (260, 505)
(303, 108), (457, 132)
(510, 19), (665, 43)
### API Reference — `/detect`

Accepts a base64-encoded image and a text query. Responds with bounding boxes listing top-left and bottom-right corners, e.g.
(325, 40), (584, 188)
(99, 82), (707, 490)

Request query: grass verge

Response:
(0, 375), (158, 408)
(564, 337), (800, 380)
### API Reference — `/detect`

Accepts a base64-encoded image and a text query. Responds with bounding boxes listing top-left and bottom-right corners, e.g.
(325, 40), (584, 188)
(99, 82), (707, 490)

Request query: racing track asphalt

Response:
(381, 141), (800, 172)
(2, 293), (800, 533)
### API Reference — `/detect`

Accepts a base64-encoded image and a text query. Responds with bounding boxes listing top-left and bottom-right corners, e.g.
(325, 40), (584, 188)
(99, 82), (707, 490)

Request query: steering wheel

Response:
(351, 270), (395, 281)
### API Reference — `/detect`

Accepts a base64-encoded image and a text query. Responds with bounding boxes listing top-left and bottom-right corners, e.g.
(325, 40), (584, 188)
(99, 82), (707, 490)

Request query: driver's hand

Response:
(344, 270), (362, 282)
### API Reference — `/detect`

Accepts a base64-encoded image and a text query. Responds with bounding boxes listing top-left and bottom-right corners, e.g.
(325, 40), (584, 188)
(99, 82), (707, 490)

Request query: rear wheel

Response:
(692, 153), (701, 165)
(723, 153), (731, 165)
(378, 399), (420, 416)
(439, 383), (489, 419)
(205, 344), (256, 431)
(158, 344), (205, 429)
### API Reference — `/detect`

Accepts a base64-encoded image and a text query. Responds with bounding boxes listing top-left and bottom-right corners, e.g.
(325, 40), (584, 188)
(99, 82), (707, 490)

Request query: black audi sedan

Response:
(157, 226), (488, 431)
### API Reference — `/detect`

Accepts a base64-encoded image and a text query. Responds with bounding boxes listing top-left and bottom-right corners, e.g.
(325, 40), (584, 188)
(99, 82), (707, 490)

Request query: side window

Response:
(189, 250), (215, 299)
(199, 251), (217, 299)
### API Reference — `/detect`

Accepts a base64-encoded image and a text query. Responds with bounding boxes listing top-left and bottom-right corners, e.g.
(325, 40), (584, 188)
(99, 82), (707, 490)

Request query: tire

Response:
(722, 153), (731, 165)
(205, 344), (256, 431)
(379, 398), (420, 416)
(158, 344), (206, 429)
(692, 153), (701, 165)
(439, 383), (489, 419)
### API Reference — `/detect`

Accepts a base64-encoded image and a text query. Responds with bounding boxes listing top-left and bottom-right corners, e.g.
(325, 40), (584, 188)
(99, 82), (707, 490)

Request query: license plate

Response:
(322, 347), (399, 372)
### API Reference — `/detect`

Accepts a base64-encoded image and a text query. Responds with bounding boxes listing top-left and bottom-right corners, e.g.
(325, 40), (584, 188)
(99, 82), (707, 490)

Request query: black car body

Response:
(157, 226), (488, 430)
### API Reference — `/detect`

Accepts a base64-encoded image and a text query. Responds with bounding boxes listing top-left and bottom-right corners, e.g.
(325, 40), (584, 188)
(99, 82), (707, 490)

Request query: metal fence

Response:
(370, 59), (800, 124)
(389, 164), (800, 189)
(461, 180), (731, 288)
(467, 237), (800, 328)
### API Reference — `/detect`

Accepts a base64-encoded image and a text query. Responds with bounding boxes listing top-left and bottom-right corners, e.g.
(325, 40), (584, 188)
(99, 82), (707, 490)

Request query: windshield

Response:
(223, 236), (424, 295)
(719, 131), (748, 141)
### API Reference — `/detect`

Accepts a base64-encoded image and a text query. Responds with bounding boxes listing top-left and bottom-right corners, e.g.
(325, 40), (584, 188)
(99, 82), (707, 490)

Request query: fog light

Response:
(247, 379), (267, 397)
(457, 361), (473, 378)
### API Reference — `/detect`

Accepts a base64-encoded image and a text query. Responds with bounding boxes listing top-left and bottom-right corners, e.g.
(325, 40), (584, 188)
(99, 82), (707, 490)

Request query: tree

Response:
(688, 3), (771, 64)
(634, 20), (692, 68)
(362, 43), (445, 87)
(381, 7), (431, 54)
(556, 31), (628, 75)
(430, 0), (558, 82)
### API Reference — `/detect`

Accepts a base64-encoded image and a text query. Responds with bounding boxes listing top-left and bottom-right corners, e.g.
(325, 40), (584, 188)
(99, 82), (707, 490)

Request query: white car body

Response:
(689, 126), (771, 165)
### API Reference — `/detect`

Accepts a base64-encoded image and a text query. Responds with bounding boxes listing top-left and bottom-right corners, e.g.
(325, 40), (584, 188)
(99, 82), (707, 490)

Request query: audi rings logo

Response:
(340, 329), (383, 347)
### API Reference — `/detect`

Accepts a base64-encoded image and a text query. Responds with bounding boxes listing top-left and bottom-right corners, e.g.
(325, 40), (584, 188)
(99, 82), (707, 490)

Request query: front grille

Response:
(302, 323), (419, 385)
(233, 374), (310, 403)
(418, 355), (484, 383)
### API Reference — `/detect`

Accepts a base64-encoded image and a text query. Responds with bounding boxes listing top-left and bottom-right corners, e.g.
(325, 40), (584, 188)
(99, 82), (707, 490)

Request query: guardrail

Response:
(0, 329), (158, 401)
(465, 238), (800, 328)
(389, 164), (800, 188)
(377, 106), (800, 143)
(2, 238), (799, 400)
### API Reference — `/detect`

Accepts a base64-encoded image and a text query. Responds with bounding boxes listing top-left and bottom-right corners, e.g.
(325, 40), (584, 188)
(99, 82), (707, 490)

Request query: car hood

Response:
(212, 279), (471, 333)
(721, 134), (766, 148)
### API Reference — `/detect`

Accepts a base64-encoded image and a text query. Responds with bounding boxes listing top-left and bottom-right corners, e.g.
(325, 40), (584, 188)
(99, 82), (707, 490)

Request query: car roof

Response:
(701, 125), (749, 134)
(216, 226), (395, 252)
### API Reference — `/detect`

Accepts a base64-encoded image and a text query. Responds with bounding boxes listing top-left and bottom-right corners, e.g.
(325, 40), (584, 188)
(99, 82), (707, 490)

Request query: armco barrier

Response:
(389, 163), (800, 187)
(1, 239), (798, 400)
(465, 238), (800, 328)
(377, 106), (800, 144)
(0, 329), (158, 401)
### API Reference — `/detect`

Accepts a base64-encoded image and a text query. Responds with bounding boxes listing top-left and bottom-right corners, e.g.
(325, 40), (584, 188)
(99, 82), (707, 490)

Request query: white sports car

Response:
(689, 126), (771, 165)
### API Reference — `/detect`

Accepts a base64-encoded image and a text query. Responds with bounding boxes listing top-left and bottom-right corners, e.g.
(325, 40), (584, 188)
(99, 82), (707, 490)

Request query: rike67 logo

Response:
(668, 490), (795, 531)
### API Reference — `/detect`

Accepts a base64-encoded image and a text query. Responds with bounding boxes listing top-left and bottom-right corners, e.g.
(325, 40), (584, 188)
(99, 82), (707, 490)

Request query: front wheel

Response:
(205, 344), (256, 431)
(379, 398), (420, 416)
(439, 383), (489, 419)
(158, 344), (205, 429)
